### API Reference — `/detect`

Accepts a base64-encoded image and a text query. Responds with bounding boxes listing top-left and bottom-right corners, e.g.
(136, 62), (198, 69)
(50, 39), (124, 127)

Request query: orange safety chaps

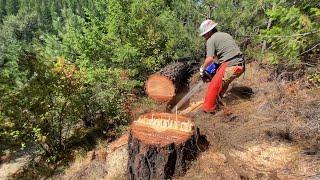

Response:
(202, 62), (245, 113)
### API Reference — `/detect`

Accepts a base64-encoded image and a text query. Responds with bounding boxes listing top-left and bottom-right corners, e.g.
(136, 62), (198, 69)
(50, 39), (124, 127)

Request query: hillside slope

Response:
(182, 62), (320, 179)
(60, 61), (320, 179)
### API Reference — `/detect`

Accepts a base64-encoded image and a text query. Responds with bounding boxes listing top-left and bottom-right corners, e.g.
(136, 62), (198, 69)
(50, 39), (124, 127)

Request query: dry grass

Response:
(182, 62), (320, 179)
(57, 61), (320, 180)
(58, 133), (129, 180)
(61, 149), (107, 180)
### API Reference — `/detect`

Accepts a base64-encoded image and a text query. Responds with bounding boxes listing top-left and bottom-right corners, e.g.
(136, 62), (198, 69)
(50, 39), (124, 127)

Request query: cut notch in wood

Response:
(135, 116), (194, 132)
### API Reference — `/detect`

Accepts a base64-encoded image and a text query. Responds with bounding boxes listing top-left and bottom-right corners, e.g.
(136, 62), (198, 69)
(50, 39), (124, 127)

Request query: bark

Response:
(127, 112), (199, 180)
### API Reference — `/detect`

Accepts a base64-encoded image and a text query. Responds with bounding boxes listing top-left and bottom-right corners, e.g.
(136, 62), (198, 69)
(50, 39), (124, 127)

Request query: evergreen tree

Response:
(4, 0), (19, 15)
(0, 0), (319, 170)
(0, 0), (7, 22)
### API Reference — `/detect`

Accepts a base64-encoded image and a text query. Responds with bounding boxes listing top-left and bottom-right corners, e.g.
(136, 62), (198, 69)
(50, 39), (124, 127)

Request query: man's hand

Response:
(203, 56), (215, 69)
(199, 66), (204, 76)
(200, 66), (210, 82)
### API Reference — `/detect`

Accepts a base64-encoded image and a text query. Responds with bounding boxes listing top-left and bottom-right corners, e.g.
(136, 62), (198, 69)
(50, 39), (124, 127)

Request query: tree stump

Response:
(128, 112), (199, 179)
(145, 62), (191, 102)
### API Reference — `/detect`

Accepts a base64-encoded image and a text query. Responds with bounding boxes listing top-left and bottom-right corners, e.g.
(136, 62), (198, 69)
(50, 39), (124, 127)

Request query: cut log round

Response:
(128, 112), (199, 179)
(145, 74), (176, 102)
(145, 62), (191, 102)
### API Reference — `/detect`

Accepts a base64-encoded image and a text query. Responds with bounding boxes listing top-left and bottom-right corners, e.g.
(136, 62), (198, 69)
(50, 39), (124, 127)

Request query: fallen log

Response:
(128, 112), (199, 179)
(145, 62), (190, 102)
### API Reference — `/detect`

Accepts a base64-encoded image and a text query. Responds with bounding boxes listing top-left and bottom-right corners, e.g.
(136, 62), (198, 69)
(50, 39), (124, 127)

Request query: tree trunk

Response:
(145, 62), (191, 102)
(127, 112), (199, 179)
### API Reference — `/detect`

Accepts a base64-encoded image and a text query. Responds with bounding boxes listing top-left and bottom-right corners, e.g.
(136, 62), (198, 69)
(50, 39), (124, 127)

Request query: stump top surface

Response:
(131, 112), (195, 147)
(145, 74), (175, 102)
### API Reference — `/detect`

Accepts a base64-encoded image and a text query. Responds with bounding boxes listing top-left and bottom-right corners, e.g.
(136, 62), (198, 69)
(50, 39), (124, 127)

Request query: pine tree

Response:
(4, 0), (19, 15)
(0, 0), (7, 22)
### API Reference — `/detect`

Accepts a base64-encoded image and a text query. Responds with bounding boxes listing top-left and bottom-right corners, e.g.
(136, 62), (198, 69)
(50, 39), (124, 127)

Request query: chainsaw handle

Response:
(201, 71), (213, 82)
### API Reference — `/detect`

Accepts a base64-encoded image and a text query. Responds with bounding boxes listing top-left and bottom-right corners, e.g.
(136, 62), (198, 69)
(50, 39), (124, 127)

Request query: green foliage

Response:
(201, 0), (272, 40)
(260, 3), (320, 64)
(0, 10), (39, 97)
(0, 0), (319, 170)
(0, 0), (202, 163)
(5, 0), (19, 16)
(308, 73), (320, 87)
(43, 0), (202, 82)
(200, 0), (320, 64)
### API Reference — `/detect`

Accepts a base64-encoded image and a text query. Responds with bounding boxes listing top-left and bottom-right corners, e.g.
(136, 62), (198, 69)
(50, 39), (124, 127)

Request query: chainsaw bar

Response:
(170, 81), (204, 113)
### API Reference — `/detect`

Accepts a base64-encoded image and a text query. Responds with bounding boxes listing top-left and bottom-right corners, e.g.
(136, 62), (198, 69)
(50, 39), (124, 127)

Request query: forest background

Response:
(0, 0), (319, 175)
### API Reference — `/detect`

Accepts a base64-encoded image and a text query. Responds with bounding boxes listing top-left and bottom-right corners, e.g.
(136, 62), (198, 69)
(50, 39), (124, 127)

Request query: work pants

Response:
(202, 61), (245, 113)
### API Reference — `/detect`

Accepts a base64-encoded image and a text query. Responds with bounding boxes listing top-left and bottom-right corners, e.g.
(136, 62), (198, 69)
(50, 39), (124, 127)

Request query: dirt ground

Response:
(181, 62), (320, 179)
(59, 61), (320, 180)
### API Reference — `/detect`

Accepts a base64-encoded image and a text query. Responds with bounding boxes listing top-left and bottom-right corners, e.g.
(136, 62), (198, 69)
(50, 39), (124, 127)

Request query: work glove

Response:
(200, 67), (209, 82)
(199, 66), (204, 76)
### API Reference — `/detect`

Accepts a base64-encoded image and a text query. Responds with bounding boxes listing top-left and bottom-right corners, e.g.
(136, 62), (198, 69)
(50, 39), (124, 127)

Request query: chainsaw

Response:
(170, 63), (219, 113)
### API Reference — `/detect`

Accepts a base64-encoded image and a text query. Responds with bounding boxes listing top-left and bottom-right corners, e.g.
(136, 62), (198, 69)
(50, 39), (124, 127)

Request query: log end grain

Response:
(145, 74), (176, 102)
(132, 112), (195, 147)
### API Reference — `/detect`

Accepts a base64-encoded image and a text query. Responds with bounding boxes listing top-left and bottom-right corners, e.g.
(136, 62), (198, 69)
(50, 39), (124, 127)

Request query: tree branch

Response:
(298, 42), (320, 57)
(242, 30), (320, 38)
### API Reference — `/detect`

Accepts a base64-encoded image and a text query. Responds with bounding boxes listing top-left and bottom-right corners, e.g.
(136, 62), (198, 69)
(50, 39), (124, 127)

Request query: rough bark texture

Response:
(145, 62), (191, 102)
(127, 113), (199, 180)
(159, 61), (190, 87)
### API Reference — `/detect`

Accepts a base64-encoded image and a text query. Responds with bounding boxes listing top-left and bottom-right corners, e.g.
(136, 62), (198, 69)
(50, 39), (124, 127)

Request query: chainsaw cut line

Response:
(130, 112), (196, 147)
(134, 115), (194, 133)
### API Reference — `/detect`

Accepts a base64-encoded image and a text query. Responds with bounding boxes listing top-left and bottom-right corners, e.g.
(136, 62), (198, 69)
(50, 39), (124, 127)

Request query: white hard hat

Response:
(199, 19), (218, 36)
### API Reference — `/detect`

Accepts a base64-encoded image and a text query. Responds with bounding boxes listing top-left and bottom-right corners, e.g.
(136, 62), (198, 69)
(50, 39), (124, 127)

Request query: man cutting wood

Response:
(199, 19), (245, 113)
